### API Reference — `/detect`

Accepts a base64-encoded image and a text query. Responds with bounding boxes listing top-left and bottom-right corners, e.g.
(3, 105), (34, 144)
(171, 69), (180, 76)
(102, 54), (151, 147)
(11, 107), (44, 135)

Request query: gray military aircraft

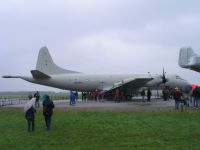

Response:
(3, 47), (191, 95)
(179, 46), (200, 73)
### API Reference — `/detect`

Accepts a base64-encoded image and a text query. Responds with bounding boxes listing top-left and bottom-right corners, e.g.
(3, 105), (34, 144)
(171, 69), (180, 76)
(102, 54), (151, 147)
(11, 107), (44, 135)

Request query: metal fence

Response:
(0, 98), (28, 107)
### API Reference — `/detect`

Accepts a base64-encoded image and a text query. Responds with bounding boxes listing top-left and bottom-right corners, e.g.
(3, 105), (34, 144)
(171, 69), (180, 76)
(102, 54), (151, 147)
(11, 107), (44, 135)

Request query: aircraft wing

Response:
(104, 77), (153, 93)
(120, 78), (153, 90)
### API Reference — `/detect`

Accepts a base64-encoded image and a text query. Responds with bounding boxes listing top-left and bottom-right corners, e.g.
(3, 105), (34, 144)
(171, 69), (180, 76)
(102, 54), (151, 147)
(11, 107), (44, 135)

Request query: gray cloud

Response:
(1, 0), (200, 91)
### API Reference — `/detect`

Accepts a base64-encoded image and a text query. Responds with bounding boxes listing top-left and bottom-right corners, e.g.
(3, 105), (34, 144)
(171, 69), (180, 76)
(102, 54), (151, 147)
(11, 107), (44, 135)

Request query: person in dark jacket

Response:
(192, 87), (199, 108)
(147, 88), (152, 102)
(43, 95), (55, 130)
(34, 91), (40, 108)
(25, 106), (36, 132)
(141, 89), (145, 102)
(173, 87), (182, 110)
(115, 88), (120, 103)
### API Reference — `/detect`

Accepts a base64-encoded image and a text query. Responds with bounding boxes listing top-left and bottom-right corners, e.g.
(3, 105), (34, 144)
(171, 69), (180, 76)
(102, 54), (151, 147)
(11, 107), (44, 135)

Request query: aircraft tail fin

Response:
(178, 47), (197, 68)
(36, 47), (80, 75)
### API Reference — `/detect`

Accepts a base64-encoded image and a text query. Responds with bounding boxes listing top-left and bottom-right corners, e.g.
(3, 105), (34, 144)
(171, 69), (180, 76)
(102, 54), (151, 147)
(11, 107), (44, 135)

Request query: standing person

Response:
(92, 91), (96, 100)
(115, 88), (120, 103)
(192, 87), (198, 108)
(82, 92), (87, 102)
(141, 89), (145, 102)
(75, 91), (78, 102)
(43, 95), (55, 131)
(147, 88), (152, 102)
(81, 92), (84, 101)
(95, 89), (99, 101)
(173, 87), (182, 110)
(162, 88), (167, 101)
(70, 91), (76, 105)
(197, 87), (200, 108)
(34, 91), (40, 108)
(193, 86), (200, 108)
(28, 93), (32, 100)
(24, 97), (36, 132)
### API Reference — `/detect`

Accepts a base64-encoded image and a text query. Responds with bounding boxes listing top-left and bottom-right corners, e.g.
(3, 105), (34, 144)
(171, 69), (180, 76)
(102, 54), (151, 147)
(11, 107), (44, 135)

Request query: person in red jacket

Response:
(115, 88), (120, 103)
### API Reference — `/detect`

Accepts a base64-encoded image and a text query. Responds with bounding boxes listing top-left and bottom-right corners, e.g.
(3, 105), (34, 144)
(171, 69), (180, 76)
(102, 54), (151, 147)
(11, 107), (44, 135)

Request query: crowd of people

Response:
(170, 86), (200, 111)
(144, 86), (200, 111)
(24, 86), (200, 132)
(81, 89), (133, 102)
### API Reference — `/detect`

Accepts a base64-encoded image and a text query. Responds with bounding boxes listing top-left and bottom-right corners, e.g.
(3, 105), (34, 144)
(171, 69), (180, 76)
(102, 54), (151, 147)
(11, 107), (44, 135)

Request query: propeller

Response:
(162, 68), (167, 84)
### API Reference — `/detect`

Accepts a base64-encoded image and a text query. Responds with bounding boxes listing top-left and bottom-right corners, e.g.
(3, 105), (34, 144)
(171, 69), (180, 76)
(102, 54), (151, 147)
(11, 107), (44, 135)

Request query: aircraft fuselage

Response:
(21, 73), (189, 92)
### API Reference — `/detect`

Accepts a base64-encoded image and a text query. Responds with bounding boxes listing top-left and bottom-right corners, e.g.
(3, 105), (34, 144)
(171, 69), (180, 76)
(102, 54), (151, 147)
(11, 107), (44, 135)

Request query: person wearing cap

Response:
(42, 95), (55, 130)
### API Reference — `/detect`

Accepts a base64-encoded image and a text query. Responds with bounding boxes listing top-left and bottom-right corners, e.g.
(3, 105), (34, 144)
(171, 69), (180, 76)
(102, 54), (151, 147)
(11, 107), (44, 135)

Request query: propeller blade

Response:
(162, 68), (167, 84)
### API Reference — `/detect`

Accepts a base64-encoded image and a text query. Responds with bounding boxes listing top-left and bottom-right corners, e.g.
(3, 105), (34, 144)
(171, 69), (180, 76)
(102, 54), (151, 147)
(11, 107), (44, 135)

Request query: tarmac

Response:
(3, 98), (177, 112)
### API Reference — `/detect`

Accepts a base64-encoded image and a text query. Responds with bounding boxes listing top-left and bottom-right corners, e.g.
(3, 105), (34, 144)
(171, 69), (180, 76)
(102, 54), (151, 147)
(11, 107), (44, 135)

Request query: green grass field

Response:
(0, 108), (200, 150)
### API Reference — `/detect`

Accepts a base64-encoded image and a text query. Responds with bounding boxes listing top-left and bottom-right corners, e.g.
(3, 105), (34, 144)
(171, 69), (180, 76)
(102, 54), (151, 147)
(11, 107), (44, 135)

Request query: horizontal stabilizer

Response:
(31, 70), (51, 79)
(2, 75), (21, 78)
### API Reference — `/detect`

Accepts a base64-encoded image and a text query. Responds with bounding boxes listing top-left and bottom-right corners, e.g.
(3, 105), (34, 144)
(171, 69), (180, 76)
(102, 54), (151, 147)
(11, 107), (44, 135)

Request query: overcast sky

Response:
(1, 0), (200, 92)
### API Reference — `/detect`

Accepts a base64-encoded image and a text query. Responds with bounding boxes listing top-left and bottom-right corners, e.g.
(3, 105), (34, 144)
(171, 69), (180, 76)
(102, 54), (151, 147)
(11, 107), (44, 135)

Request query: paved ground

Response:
(55, 99), (176, 111)
(3, 98), (178, 112)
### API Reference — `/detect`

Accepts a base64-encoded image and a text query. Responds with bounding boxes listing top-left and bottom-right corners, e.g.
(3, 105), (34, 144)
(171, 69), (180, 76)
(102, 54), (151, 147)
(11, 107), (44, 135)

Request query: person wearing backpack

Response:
(42, 94), (55, 131)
